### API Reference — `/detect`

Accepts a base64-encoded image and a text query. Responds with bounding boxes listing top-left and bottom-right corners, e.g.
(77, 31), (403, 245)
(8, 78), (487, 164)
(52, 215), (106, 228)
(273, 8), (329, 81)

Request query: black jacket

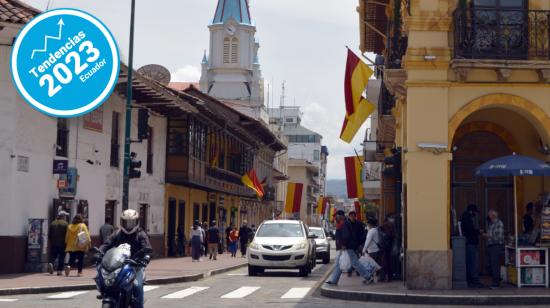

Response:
(238, 226), (252, 243)
(461, 211), (480, 245)
(335, 219), (361, 251)
(349, 220), (366, 247)
(99, 228), (152, 258)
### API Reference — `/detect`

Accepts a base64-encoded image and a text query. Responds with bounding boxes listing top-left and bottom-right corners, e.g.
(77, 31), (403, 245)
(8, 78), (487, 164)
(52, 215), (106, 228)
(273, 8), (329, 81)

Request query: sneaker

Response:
(64, 265), (71, 277)
(363, 277), (375, 285)
(489, 284), (499, 290)
(57, 271), (62, 276)
(325, 281), (337, 286)
(47, 263), (54, 274)
(77, 272), (83, 277)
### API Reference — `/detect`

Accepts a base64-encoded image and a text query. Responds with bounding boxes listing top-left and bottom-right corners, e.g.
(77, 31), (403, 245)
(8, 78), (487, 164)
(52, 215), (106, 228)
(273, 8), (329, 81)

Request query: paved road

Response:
(0, 259), (537, 308)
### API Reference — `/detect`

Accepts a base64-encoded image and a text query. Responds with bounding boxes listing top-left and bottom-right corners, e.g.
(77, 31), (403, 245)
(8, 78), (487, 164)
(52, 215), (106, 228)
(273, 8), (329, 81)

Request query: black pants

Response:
(487, 244), (504, 286)
(49, 245), (65, 272)
(67, 251), (85, 273)
(240, 241), (247, 256)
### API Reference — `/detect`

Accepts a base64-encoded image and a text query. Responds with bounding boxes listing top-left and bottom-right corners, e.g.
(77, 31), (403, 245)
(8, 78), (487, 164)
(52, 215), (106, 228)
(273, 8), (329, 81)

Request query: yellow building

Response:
(163, 86), (285, 257)
(359, 0), (550, 289)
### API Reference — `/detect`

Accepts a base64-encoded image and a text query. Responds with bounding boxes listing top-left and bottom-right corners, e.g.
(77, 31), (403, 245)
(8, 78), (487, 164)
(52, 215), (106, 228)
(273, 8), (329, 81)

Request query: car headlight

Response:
(294, 242), (307, 250)
(249, 242), (259, 250)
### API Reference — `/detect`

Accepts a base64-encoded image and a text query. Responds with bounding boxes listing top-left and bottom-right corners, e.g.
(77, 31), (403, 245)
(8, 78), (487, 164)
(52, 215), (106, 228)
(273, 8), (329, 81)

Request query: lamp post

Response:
(122, 0), (136, 211)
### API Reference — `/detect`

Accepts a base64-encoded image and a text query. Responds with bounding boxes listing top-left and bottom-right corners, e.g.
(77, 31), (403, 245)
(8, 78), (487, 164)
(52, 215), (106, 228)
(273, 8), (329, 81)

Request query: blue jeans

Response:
(466, 244), (480, 284)
(327, 249), (370, 284)
(132, 267), (144, 308)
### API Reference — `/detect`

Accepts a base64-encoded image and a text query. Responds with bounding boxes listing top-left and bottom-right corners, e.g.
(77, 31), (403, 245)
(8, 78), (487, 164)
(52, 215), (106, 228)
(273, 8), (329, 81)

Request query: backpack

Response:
(75, 224), (90, 249)
(375, 228), (392, 251)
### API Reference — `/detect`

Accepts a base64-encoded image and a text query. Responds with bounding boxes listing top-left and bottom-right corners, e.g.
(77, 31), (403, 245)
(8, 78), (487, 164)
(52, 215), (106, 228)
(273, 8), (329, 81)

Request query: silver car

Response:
(309, 227), (331, 264)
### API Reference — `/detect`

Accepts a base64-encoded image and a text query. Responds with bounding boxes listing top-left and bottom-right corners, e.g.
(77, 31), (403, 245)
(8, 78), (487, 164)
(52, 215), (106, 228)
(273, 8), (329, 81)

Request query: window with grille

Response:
(231, 38), (239, 63)
(223, 38), (231, 63)
(223, 37), (239, 64)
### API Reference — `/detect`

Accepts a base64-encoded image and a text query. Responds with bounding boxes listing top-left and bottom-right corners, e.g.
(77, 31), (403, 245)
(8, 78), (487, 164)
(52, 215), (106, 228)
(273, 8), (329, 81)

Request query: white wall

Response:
(0, 35), (166, 238)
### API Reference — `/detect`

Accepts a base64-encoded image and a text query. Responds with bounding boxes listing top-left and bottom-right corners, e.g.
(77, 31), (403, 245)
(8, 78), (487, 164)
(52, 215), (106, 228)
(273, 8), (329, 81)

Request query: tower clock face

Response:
(225, 26), (236, 36)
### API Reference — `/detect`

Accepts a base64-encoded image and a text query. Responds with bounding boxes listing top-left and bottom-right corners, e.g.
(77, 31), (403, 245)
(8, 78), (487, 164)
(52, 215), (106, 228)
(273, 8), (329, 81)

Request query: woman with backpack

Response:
(64, 214), (91, 277)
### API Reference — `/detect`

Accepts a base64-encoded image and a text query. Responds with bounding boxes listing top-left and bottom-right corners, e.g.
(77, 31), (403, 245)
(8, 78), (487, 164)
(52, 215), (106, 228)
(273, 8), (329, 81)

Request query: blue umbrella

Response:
(475, 154), (550, 267)
(475, 154), (550, 177)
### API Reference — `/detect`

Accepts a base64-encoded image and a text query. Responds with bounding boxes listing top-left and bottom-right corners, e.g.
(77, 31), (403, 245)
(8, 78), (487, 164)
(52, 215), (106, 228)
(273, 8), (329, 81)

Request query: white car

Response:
(309, 227), (331, 264)
(247, 220), (317, 277)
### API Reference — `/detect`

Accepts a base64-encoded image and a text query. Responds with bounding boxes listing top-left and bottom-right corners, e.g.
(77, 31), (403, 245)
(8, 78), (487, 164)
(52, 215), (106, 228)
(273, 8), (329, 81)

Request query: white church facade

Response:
(199, 0), (268, 124)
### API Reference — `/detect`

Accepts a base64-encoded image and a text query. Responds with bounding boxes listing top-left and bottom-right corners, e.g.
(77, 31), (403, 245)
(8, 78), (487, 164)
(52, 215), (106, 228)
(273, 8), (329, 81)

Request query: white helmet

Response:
(121, 209), (140, 235)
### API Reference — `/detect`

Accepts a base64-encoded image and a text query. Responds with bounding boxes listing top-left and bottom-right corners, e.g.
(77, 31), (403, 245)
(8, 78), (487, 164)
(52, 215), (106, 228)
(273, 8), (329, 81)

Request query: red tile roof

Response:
(0, 0), (41, 24)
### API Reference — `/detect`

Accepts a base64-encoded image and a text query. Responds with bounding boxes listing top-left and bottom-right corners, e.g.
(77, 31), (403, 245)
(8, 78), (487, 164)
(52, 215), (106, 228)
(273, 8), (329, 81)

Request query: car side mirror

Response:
(307, 234), (318, 239)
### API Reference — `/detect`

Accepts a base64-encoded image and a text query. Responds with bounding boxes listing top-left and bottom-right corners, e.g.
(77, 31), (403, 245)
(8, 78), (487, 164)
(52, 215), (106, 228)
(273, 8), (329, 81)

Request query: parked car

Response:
(247, 220), (317, 277)
(309, 227), (331, 264)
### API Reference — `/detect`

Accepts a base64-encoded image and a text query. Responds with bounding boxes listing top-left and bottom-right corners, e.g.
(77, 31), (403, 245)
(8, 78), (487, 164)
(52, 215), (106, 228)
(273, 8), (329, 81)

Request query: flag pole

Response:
(345, 45), (384, 70)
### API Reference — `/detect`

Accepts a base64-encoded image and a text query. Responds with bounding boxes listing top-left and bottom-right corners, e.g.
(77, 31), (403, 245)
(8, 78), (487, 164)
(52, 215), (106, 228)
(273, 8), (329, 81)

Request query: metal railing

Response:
(454, 8), (550, 60)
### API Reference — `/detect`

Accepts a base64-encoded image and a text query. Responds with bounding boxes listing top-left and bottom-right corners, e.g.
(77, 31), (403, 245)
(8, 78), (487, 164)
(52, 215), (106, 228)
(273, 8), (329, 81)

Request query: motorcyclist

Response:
(98, 209), (152, 308)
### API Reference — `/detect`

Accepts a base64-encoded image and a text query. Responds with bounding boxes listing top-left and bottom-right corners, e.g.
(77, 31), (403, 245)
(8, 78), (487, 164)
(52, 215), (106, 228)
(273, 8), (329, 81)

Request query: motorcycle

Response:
(93, 244), (152, 308)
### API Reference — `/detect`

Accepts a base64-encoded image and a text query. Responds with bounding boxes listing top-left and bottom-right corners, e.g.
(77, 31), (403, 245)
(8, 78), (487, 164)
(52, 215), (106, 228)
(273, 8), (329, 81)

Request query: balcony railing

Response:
(454, 8), (550, 60)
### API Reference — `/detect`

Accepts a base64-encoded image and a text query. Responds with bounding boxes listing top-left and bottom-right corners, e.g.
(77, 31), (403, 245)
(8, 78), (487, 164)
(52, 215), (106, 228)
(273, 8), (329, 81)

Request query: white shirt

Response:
(191, 227), (203, 242)
(362, 227), (380, 254)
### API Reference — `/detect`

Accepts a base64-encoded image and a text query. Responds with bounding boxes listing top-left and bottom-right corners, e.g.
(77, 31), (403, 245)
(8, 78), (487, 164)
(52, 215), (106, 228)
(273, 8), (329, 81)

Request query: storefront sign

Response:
(52, 159), (68, 174)
(59, 167), (77, 197)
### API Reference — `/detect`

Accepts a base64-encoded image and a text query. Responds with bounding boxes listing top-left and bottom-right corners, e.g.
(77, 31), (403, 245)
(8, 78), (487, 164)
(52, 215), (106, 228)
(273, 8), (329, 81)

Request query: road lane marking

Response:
(221, 286), (260, 299)
(144, 286), (159, 292)
(226, 273), (247, 276)
(47, 291), (89, 299)
(0, 299), (18, 302)
(161, 287), (209, 299)
(281, 287), (311, 299)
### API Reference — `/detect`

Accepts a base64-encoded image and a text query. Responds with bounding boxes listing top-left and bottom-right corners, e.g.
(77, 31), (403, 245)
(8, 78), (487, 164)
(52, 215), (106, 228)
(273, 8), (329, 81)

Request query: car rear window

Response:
(309, 228), (325, 239)
(256, 223), (304, 238)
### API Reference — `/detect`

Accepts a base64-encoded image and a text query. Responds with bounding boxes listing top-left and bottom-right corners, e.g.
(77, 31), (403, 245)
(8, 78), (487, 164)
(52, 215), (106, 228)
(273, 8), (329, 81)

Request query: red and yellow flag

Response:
(345, 155), (364, 198)
(340, 49), (376, 143)
(284, 182), (303, 214)
(241, 169), (264, 199)
(330, 207), (336, 222)
(316, 196), (325, 215)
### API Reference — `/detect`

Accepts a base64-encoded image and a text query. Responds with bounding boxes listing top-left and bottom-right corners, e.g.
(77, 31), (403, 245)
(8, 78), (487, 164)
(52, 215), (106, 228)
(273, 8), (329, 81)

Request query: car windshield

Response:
(309, 228), (325, 239)
(256, 223), (304, 238)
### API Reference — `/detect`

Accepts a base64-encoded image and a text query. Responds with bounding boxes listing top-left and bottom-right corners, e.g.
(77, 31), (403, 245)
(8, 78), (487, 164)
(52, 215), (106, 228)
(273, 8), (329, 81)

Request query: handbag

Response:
(339, 250), (351, 271)
(75, 224), (90, 249)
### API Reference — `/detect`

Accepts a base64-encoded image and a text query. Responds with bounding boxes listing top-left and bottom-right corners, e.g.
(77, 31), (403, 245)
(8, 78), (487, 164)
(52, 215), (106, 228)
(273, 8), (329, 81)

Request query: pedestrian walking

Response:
(191, 221), (204, 262)
(225, 224), (233, 254)
(461, 204), (483, 288)
(64, 214), (91, 277)
(99, 217), (115, 244)
(207, 220), (220, 260)
(363, 217), (382, 280)
(238, 221), (252, 257)
(229, 226), (239, 257)
(378, 215), (396, 282)
(326, 210), (373, 285)
(47, 211), (68, 275)
(484, 209), (505, 289)
(347, 210), (365, 277)
(201, 221), (208, 257)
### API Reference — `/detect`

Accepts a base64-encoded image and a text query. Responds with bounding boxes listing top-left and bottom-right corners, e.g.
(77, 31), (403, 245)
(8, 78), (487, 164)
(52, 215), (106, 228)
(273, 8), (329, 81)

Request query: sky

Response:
(22, 0), (366, 179)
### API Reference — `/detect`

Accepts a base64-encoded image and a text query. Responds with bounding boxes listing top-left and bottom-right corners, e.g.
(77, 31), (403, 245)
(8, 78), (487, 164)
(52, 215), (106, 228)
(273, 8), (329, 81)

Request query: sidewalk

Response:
(0, 254), (247, 296)
(320, 270), (550, 306)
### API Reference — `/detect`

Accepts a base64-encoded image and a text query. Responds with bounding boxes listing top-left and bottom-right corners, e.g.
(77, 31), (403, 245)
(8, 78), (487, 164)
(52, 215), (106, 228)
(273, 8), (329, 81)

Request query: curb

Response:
(320, 285), (550, 306)
(0, 263), (247, 296)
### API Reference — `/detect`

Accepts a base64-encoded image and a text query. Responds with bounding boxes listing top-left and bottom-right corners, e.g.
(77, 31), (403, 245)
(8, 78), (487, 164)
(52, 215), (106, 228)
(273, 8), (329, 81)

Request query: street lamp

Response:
(122, 0), (136, 211)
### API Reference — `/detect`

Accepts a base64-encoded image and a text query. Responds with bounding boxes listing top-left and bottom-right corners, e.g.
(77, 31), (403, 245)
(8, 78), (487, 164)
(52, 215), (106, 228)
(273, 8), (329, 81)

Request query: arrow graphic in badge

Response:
(30, 18), (65, 60)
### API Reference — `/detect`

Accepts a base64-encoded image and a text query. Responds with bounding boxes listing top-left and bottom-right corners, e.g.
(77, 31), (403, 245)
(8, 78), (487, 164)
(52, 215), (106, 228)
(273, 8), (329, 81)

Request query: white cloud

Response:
(171, 65), (201, 82)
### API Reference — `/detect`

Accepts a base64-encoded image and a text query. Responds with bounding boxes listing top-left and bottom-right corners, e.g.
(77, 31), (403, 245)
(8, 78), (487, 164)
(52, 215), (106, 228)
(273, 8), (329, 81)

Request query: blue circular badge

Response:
(11, 9), (119, 117)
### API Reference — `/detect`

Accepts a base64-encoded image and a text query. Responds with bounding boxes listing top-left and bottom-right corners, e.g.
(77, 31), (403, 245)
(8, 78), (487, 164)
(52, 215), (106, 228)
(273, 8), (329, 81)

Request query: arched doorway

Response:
(451, 127), (514, 273)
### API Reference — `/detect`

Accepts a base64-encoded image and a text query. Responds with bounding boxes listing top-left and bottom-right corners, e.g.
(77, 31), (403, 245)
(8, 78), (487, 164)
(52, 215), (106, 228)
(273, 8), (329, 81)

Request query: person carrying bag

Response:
(64, 214), (91, 277)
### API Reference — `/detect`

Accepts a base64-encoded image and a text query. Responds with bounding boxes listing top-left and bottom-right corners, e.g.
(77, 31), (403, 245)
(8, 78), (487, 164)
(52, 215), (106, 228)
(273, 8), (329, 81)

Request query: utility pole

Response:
(122, 0), (136, 211)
